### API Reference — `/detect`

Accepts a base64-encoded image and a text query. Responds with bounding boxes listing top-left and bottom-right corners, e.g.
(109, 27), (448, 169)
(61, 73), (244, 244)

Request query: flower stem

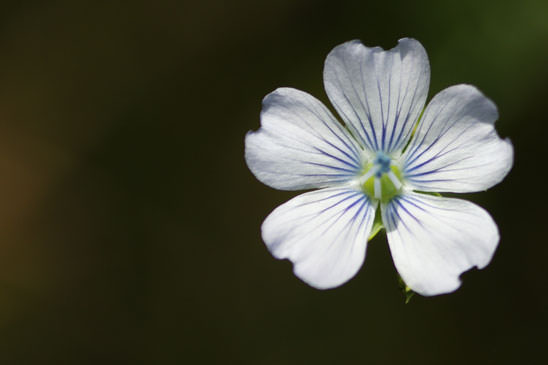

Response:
(368, 210), (384, 241)
(398, 275), (415, 304)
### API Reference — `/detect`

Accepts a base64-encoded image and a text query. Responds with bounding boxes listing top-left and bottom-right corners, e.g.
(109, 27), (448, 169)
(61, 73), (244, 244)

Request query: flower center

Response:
(359, 152), (403, 202)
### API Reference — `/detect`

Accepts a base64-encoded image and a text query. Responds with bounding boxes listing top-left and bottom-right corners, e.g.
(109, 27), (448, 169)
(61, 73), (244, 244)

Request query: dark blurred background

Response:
(0, 0), (546, 363)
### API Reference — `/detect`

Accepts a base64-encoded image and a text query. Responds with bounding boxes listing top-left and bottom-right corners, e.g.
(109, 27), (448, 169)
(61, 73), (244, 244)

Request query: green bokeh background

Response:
(0, 0), (546, 363)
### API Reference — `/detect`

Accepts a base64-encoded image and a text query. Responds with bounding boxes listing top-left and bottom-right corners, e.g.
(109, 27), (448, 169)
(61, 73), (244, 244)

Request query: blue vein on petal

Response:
(317, 194), (367, 237)
(279, 191), (373, 264)
(290, 118), (360, 167)
(405, 121), (473, 170)
(404, 194), (465, 213)
(405, 156), (475, 178)
(403, 98), (477, 180)
(398, 195), (427, 213)
(293, 189), (355, 208)
(340, 81), (375, 151)
(386, 57), (405, 152)
(300, 102), (363, 163)
(261, 119), (362, 178)
(323, 196), (371, 253)
(329, 61), (374, 151)
(305, 161), (357, 174)
(265, 160), (380, 263)
(338, 46), (423, 155)
(387, 53), (423, 153)
(386, 72), (400, 152)
(357, 55), (379, 151)
(393, 197), (423, 227)
(339, 198), (369, 256)
(290, 190), (367, 235)
(378, 75), (387, 152)
(332, 88), (373, 151)
(318, 127), (361, 165)
(385, 199), (411, 233)
(319, 192), (362, 215)
(332, 50), (377, 151)
(270, 137), (358, 170)
(391, 75), (421, 153)
(312, 147), (360, 170)
(404, 179), (453, 186)
(385, 204), (413, 260)
(251, 141), (356, 179)
(287, 103), (363, 169)
(400, 69), (424, 145)
(404, 96), (456, 165)
(385, 197), (417, 235)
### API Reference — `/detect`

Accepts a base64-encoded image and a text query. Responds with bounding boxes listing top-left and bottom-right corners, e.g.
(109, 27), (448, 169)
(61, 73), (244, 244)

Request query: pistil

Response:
(360, 153), (403, 202)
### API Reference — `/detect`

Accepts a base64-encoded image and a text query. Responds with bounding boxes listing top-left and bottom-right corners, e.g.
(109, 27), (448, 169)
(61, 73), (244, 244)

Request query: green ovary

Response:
(362, 164), (403, 203)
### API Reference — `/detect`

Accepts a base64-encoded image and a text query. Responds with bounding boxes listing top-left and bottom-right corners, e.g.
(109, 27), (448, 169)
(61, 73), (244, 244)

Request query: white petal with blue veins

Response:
(324, 38), (430, 154)
(382, 192), (499, 296)
(402, 84), (513, 193)
(262, 187), (377, 289)
(245, 88), (364, 191)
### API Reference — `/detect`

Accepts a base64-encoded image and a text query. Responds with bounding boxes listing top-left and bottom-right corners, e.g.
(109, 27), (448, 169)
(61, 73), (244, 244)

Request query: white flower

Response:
(245, 38), (513, 296)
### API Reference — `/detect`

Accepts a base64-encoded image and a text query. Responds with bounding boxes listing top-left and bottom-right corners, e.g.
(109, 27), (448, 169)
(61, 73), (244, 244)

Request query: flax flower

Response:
(245, 38), (513, 296)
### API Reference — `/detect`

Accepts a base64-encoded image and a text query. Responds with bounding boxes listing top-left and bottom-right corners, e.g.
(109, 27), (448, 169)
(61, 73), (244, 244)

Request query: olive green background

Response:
(0, 0), (546, 363)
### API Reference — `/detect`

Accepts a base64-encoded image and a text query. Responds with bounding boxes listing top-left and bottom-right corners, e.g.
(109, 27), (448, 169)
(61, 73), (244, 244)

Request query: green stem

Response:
(398, 275), (415, 304)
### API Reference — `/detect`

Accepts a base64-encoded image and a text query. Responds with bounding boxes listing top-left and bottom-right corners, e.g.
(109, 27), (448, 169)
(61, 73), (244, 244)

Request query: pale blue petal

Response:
(262, 187), (377, 289)
(245, 88), (364, 191)
(382, 192), (499, 296)
(324, 38), (430, 154)
(402, 85), (513, 193)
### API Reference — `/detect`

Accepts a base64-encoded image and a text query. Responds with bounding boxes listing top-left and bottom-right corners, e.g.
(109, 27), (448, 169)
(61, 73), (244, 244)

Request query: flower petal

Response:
(245, 87), (364, 190)
(402, 85), (514, 192)
(323, 38), (430, 154)
(382, 192), (499, 296)
(262, 187), (377, 289)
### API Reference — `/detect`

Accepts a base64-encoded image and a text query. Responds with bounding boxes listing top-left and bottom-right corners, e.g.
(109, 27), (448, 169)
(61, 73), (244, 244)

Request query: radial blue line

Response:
(392, 77), (420, 152)
(319, 194), (365, 237)
(320, 138), (361, 167)
(358, 57), (379, 151)
(332, 65), (374, 150)
(305, 161), (357, 173)
(393, 197), (423, 226)
(301, 102), (362, 162)
(313, 147), (359, 170)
